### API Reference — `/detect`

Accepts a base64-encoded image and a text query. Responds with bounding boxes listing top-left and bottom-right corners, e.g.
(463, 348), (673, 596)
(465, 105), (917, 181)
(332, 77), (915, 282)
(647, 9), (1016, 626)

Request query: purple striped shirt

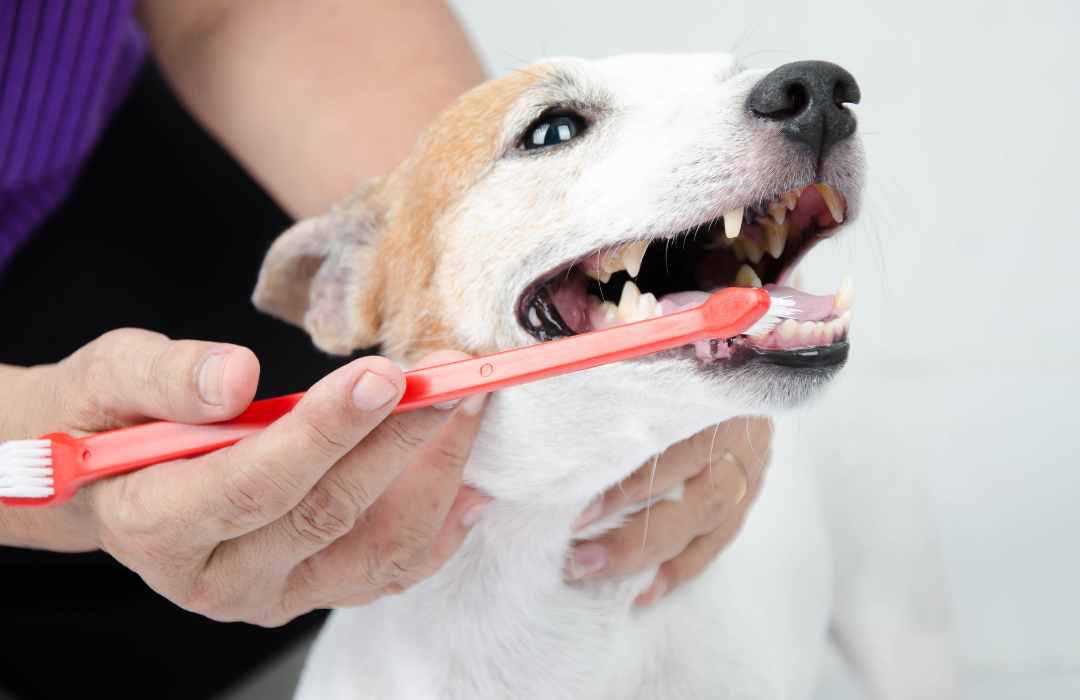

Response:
(0, 0), (146, 278)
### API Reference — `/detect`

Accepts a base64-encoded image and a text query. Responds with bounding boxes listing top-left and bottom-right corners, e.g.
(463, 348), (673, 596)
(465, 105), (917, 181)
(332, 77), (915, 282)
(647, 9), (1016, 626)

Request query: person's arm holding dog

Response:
(0, 0), (771, 618)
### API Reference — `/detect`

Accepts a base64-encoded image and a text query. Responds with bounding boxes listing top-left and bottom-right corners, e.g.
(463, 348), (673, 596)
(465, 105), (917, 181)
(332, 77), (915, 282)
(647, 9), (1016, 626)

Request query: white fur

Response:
(279, 54), (959, 699)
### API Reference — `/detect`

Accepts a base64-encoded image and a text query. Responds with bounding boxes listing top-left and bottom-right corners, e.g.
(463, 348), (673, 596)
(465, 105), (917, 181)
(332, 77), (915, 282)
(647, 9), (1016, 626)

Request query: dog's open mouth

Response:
(516, 184), (854, 368)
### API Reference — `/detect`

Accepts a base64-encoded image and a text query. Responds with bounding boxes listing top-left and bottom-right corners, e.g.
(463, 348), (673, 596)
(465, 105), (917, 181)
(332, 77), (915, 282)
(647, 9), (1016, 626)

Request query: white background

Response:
(444, 0), (1080, 695)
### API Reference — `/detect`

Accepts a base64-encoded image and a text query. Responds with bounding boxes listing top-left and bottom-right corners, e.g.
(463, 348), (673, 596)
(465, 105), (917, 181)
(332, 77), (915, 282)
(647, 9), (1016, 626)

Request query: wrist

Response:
(0, 500), (100, 552)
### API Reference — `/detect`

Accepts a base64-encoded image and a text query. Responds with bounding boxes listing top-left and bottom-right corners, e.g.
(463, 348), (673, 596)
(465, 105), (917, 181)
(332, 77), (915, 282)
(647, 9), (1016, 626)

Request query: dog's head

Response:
(255, 54), (865, 432)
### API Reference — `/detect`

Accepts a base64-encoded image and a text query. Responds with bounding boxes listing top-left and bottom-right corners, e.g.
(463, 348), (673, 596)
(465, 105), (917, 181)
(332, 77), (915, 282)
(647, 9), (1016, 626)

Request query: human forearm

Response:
(137, 0), (486, 218)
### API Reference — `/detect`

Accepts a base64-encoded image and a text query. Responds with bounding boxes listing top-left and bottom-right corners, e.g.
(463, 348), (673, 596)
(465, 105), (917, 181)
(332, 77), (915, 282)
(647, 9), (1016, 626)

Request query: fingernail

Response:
(351, 372), (399, 412)
(460, 500), (488, 528)
(572, 496), (604, 532)
(432, 399), (462, 410)
(462, 392), (488, 417)
(564, 542), (608, 581)
(198, 353), (230, 405)
(635, 572), (668, 607)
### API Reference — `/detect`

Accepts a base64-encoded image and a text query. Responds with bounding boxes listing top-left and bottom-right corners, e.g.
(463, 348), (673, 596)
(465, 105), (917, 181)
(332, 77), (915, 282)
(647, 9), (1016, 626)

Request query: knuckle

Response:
(380, 419), (430, 457)
(217, 470), (278, 530)
(287, 483), (359, 547)
(296, 414), (351, 463)
(362, 526), (436, 586)
(427, 443), (471, 477)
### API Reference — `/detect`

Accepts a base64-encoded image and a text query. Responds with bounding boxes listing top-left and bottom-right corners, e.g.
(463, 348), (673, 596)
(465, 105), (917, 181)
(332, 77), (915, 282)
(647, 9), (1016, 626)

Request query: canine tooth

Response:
(740, 236), (765, 264)
(842, 310), (852, 332)
(768, 201), (787, 225)
(731, 239), (747, 262)
(778, 319), (798, 341)
(734, 264), (762, 288)
(618, 280), (641, 318)
(724, 208), (744, 239)
(758, 218), (789, 258)
(814, 184), (845, 223)
(621, 241), (648, 278)
(793, 186), (805, 197)
(797, 321), (815, 341)
(781, 191), (798, 210)
(528, 307), (541, 327)
(834, 275), (854, 310)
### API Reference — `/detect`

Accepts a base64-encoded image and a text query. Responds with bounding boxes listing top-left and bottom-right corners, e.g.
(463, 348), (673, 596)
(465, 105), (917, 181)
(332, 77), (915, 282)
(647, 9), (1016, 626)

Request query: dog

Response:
(253, 53), (960, 699)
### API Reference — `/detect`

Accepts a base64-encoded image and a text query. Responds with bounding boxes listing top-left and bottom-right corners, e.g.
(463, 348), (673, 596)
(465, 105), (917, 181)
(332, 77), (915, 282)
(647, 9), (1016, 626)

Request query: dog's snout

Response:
(748, 60), (860, 162)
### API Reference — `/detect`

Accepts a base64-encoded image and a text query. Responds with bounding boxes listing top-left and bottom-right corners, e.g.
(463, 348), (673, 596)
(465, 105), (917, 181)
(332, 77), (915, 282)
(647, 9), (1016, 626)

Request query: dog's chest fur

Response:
(294, 369), (834, 700)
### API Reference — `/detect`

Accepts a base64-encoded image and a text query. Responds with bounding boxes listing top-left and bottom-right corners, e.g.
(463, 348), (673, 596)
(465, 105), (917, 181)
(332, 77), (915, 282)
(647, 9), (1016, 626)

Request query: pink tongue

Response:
(762, 285), (836, 322)
(658, 286), (836, 322)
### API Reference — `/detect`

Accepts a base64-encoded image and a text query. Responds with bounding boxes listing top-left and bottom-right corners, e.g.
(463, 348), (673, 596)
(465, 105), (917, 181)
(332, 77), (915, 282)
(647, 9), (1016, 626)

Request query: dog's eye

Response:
(521, 113), (584, 150)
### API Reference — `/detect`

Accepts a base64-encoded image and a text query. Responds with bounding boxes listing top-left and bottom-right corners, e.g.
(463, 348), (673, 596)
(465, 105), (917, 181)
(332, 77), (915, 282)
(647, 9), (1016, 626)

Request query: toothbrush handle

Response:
(67, 287), (769, 480)
(393, 286), (769, 411)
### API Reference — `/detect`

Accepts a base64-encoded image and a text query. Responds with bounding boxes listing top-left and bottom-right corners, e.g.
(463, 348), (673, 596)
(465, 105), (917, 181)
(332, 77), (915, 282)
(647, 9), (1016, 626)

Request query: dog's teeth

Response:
(814, 184), (845, 224)
(635, 292), (661, 321)
(617, 280), (641, 318)
(621, 241), (648, 278)
(730, 239), (747, 262)
(584, 267), (612, 283)
(601, 301), (619, 322)
(792, 186), (805, 197)
(778, 319), (798, 341)
(723, 208), (744, 239)
(830, 317), (846, 338)
(528, 307), (541, 327)
(768, 201), (787, 225)
(781, 191), (798, 210)
(602, 252), (627, 276)
(734, 264), (762, 288)
(812, 322), (826, 341)
(758, 218), (789, 258)
(823, 322), (835, 344)
(842, 309), (852, 332)
(740, 236), (765, 264)
(834, 275), (853, 310)
(797, 321), (815, 342)
(791, 272), (804, 291)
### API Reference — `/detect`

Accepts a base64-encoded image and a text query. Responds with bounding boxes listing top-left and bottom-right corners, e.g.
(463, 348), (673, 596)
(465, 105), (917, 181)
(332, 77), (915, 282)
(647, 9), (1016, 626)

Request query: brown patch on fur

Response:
(367, 70), (543, 362)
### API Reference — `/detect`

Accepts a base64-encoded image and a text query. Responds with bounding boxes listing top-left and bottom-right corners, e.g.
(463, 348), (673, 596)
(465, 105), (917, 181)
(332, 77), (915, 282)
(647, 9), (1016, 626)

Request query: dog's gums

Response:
(518, 184), (852, 367)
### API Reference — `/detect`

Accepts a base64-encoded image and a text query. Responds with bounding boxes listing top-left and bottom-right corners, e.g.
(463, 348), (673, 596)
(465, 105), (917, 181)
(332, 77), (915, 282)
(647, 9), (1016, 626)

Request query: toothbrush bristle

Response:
(741, 296), (798, 337)
(0, 439), (55, 498)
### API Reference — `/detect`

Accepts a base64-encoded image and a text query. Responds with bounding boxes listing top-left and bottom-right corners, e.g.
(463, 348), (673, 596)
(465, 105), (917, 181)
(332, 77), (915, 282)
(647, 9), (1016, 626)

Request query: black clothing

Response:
(0, 62), (368, 699)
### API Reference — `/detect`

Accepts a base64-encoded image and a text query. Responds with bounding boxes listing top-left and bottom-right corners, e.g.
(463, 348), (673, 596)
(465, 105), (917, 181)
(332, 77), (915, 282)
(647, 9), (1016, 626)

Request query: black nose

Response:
(748, 60), (861, 162)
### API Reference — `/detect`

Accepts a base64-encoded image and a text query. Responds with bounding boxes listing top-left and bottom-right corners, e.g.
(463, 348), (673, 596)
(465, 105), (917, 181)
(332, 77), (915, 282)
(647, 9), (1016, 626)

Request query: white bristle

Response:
(741, 296), (799, 337)
(0, 439), (55, 499)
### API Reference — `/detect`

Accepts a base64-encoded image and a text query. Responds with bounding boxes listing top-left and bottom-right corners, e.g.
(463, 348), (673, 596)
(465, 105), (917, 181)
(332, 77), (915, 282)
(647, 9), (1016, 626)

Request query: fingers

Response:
(203, 351), (489, 618)
(192, 354), (410, 541)
(577, 417), (772, 532)
(636, 476), (764, 607)
(280, 379), (490, 611)
(566, 447), (748, 580)
(49, 328), (260, 432)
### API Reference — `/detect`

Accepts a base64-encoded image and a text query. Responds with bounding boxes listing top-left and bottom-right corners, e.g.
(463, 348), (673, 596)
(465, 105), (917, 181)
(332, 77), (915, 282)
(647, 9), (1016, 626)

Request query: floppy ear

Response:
(252, 178), (385, 355)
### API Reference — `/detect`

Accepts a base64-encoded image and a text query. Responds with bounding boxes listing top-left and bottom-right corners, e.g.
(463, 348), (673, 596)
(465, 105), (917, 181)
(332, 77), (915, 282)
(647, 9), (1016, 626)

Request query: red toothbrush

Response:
(0, 287), (794, 507)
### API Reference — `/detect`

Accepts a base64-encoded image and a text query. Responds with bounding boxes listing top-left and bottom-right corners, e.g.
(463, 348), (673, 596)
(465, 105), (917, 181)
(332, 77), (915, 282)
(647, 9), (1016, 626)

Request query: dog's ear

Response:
(252, 178), (385, 355)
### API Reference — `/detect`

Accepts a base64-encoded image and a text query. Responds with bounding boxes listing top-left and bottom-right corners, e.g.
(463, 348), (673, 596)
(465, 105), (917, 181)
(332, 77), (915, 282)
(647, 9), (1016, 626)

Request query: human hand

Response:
(564, 417), (772, 605)
(0, 329), (489, 625)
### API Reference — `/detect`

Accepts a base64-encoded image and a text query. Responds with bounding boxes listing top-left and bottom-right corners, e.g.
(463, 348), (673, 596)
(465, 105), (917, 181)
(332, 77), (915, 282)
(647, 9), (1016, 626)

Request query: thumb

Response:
(51, 328), (260, 432)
